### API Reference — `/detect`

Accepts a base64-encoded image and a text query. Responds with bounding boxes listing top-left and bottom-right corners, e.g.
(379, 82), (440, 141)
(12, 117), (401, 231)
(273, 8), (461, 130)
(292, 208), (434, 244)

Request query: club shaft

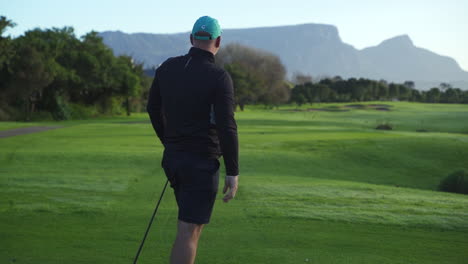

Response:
(133, 179), (169, 264)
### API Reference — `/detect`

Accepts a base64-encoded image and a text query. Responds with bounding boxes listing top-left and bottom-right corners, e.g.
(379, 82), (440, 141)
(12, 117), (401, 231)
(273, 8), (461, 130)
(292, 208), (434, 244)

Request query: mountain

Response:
(99, 24), (468, 90)
(99, 31), (190, 68)
(360, 35), (468, 83)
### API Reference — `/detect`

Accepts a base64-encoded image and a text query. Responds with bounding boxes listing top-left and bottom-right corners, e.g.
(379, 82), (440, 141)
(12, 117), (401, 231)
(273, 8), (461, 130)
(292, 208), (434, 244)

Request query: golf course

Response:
(1, 101), (467, 263)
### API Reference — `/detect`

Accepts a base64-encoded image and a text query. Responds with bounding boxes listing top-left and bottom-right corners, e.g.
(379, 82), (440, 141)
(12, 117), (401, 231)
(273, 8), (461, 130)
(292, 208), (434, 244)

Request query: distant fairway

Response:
(1, 102), (467, 264)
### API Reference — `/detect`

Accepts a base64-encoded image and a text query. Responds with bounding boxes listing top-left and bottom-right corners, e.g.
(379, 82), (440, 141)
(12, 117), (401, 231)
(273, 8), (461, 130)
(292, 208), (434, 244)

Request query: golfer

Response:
(147, 16), (239, 264)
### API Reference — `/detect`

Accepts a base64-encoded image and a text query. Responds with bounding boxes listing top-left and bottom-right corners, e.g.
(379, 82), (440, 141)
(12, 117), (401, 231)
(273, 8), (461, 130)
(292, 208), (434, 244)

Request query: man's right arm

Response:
(146, 69), (165, 144)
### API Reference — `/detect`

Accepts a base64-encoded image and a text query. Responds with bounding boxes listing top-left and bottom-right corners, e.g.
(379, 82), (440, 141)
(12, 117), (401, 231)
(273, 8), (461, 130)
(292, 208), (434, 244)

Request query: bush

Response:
(438, 170), (468, 195)
(30, 111), (54, 121)
(98, 97), (124, 116)
(376, 123), (393, 130)
(0, 104), (26, 121)
(0, 106), (14, 121)
(109, 97), (125, 115)
(51, 95), (71, 121)
(68, 103), (99, 119)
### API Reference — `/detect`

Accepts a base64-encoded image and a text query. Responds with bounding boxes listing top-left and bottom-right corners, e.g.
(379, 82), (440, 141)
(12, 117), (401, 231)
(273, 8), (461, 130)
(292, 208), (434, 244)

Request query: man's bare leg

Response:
(170, 220), (204, 264)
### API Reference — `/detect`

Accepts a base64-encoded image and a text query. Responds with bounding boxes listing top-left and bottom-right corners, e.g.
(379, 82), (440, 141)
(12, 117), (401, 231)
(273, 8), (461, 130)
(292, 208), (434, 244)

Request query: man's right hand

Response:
(222, 176), (238, 203)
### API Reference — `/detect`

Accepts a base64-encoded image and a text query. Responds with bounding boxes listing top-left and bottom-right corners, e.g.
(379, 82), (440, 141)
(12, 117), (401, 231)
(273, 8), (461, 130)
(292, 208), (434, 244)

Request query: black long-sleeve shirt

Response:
(147, 47), (239, 176)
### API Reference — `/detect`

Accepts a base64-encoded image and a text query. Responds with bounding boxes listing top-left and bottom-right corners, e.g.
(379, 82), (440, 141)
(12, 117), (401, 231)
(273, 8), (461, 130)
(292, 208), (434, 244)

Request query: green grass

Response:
(0, 122), (44, 131)
(1, 102), (468, 263)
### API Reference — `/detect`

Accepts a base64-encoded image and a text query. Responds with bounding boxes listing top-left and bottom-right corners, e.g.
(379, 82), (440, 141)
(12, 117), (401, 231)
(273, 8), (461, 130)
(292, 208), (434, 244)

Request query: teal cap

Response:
(192, 16), (222, 40)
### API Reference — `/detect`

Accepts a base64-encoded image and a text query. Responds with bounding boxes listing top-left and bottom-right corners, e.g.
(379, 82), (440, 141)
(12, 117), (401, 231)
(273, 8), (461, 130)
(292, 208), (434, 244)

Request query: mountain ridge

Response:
(99, 23), (468, 90)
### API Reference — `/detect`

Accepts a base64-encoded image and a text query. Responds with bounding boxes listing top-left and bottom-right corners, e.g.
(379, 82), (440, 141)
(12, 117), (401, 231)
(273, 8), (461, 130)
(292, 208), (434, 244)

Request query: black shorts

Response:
(162, 149), (220, 225)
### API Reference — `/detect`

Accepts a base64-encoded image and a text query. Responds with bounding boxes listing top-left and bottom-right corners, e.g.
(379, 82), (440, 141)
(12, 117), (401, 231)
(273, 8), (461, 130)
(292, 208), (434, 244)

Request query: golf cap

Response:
(192, 16), (222, 40)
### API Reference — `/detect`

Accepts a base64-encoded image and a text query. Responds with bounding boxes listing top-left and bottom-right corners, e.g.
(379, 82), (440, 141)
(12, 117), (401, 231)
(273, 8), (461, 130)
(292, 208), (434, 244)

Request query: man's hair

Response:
(193, 31), (214, 40)
(192, 31), (217, 47)
(194, 31), (211, 37)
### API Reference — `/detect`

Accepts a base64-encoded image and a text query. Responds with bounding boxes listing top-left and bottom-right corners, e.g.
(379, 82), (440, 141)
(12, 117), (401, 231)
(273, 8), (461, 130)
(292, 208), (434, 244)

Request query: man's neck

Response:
(192, 45), (216, 55)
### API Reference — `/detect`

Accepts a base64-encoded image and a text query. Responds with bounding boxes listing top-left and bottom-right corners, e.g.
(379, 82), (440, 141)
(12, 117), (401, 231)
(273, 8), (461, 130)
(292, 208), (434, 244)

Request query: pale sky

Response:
(2, 0), (467, 70)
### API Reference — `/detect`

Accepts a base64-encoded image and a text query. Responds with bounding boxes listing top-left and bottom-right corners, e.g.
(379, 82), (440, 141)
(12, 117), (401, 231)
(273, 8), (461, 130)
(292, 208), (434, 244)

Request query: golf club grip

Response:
(133, 179), (169, 264)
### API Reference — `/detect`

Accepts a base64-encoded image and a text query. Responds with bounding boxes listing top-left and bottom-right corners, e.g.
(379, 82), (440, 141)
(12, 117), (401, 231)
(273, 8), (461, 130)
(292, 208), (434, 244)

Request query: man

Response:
(147, 16), (239, 264)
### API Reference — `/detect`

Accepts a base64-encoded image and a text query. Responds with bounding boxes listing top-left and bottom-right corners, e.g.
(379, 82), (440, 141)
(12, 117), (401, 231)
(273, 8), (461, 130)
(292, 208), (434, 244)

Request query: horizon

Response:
(3, 0), (467, 71)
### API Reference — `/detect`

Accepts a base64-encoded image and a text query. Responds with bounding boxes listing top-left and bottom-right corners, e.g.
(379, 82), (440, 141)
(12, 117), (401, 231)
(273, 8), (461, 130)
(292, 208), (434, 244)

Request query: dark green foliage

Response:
(224, 63), (262, 110)
(0, 17), (149, 121)
(290, 77), (468, 105)
(0, 16), (16, 71)
(51, 95), (71, 121)
(439, 170), (468, 195)
(68, 103), (98, 119)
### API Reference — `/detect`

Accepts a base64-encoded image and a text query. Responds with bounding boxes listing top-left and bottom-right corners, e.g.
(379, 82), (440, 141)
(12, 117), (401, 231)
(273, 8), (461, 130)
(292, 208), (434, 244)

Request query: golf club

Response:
(133, 179), (169, 264)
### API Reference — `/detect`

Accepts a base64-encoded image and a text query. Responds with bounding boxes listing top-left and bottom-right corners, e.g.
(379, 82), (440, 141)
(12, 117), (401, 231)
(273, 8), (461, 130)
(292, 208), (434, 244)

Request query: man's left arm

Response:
(214, 72), (239, 202)
(146, 70), (165, 144)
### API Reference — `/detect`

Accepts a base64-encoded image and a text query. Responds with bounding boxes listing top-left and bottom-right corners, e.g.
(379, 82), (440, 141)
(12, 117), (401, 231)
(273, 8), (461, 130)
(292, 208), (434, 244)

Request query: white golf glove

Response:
(222, 175), (238, 203)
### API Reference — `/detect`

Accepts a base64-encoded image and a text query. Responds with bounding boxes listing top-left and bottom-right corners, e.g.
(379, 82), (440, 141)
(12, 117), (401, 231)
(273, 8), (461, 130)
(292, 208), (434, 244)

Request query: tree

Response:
(389, 83), (400, 99)
(290, 87), (308, 106)
(461, 90), (468, 104)
(439, 82), (452, 91)
(440, 88), (460, 103)
(348, 78), (364, 101)
(74, 31), (117, 106)
(425, 87), (441, 103)
(0, 16), (17, 108)
(217, 43), (287, 109)
(398, 84), (411, 100)
(377, 82), (389, 100)
(113, 56), (143, 115)
(26, 27), (80, 118)
(290, 84), (309, 106)
(403, 81), (415, 90)
(314, 84), (331, 102)
(9, 45), (55, 120)
(409, 89), (422, 102)
(1, 23), (151, 120)
(0, 16), (16, 70)
(224, 62), (262, 111)
(292, 72), (312, 85)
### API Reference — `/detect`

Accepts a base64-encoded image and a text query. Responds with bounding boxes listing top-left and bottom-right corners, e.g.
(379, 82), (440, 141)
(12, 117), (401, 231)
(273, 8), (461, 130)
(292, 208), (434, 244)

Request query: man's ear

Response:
(215, 36), (221, 48)
(190, 34), (194, 45)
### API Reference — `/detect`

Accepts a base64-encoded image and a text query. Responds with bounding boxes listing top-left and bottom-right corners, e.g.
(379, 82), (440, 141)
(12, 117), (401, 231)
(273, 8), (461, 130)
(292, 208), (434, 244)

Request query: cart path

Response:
(0, 126), (64, 138)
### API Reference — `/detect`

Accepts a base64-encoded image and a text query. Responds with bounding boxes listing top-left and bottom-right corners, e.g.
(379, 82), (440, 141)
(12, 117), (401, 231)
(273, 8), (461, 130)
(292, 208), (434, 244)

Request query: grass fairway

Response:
(1, 101), (467, 263)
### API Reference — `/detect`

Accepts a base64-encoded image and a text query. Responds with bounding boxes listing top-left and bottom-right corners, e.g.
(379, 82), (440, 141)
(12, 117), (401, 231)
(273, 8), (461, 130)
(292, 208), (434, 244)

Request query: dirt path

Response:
(0, 126), (63, 138)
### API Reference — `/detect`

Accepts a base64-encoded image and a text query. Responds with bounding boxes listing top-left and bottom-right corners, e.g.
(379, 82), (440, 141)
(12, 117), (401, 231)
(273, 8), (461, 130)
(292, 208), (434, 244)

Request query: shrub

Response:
(0, 106), (14, 121)
(97, 97), (124, 116)
(376, 123), (393, 130)
(416, 129), (429, 132)
(438, 170), (468, 195)
(109, 97), (125, 115)
(68, 103), (99, 120)
(0, 104), (25, 121)
(51, 95), (71, 121)
(30, 111), (54, 121)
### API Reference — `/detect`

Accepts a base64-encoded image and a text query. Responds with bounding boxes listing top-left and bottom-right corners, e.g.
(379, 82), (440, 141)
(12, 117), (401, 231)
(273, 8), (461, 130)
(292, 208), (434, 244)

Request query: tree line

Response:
(0, 16), (151, 121)
(289, 77), (468, 105)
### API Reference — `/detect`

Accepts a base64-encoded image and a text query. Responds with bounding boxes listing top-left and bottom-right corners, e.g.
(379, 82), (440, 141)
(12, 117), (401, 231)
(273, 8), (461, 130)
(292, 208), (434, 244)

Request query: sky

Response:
(2, 0), (467, 71)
